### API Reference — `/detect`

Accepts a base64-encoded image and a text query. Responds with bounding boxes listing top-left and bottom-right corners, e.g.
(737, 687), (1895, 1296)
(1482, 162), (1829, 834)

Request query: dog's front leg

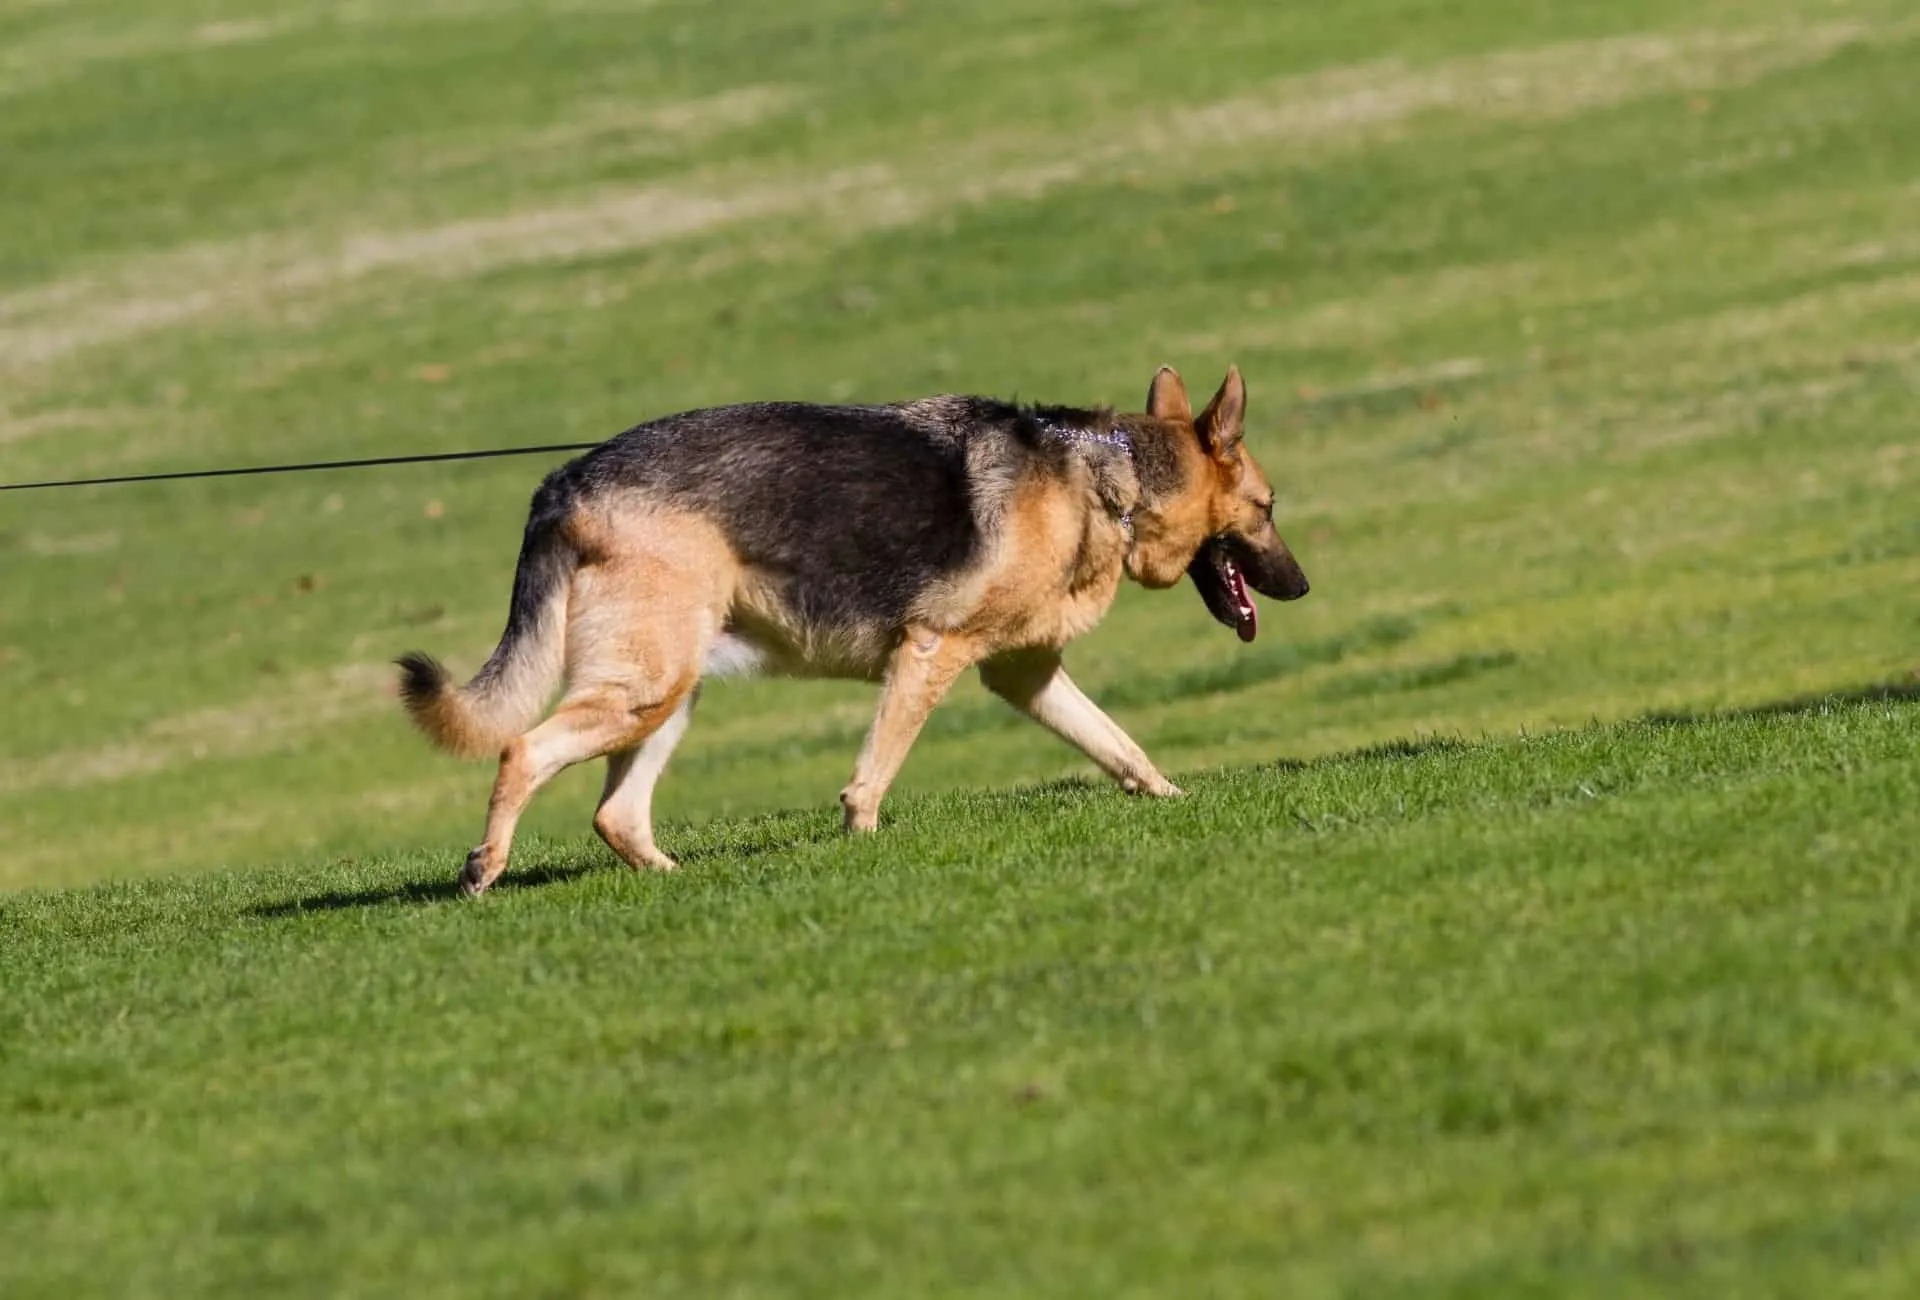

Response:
(841, 627), (976, 832)
(979, 650), (1182, 797)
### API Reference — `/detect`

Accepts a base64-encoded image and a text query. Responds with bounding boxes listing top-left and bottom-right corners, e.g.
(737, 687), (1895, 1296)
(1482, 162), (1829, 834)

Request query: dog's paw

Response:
(458, 846), (492, 897)
(633, 845), (679, 872)
(1121, 774), (1183, 798)
(840, 786), (880, 833)
(597, 820), (679, 872)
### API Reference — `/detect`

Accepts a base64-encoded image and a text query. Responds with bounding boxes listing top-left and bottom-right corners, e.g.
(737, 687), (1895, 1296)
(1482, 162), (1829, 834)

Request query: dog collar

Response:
(1038, 421), (1135, 532)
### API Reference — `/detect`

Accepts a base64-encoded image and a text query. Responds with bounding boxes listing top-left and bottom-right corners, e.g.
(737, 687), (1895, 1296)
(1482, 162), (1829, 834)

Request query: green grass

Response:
(3, 0), (1920, 1292)
(6, 697), (1919, 1296)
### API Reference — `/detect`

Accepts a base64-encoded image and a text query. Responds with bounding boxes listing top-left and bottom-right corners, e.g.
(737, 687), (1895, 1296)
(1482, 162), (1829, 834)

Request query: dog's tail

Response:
(396, 473), (579, 759)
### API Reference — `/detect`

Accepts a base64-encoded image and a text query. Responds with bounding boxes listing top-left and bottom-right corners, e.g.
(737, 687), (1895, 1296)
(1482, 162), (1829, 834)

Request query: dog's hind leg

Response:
(979, 650), (1182, 797)
(461, 682), (693, 896)
(840, 627), (978, 832)
(459, 525), (727, 896)
(593, 689), (697, 872)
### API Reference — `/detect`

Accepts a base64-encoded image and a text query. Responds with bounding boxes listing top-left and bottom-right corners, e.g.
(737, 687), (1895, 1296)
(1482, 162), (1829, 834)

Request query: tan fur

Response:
(979, 650), (1177, 796)
(1125, 368), (1232, 588)
(454, 505), (734, 894)
(1193, 369), (1302, 569)
(840, 626), (982, 832)
(400, 677), (516, 761)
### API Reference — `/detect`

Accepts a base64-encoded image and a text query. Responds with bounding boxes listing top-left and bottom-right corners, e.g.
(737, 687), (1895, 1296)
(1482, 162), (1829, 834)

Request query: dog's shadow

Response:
(246, 860), (593, 917)
(246, 814), (840, 919)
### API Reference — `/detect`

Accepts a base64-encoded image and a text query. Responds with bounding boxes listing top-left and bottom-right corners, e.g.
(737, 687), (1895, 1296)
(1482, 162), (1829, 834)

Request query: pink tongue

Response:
(1229, 566), (1257, 643)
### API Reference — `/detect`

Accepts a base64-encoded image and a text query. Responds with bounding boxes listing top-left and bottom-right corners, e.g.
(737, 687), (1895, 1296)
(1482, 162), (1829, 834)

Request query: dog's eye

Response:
(1258, 498), (1275, 521)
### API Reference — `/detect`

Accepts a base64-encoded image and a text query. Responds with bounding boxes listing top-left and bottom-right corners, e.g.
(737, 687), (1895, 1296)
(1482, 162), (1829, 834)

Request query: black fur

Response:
(1226, 531), (1310, 601)
(563, 399), (1141, 633)
(395, 650), (449, 710)
(589, 402), (977, 630)
(472, 469), (580, 688)
(435, 397), (1162, 650)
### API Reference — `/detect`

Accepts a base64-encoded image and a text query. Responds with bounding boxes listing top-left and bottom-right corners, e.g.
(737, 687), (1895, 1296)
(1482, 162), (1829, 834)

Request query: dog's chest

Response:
(1054, 525), (1127, 642)
(990, 511), (1128, 649)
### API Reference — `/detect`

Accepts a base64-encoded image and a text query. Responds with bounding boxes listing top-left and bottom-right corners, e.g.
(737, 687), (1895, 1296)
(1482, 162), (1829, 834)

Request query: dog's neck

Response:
(1106, 415), (1223, 588)
(1036, 417), (1137, 531)
(1031, 414), (1208, 575)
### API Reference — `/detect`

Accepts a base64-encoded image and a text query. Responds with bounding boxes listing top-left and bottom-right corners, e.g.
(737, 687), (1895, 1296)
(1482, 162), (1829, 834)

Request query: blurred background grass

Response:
(2, 0), (1916, 888)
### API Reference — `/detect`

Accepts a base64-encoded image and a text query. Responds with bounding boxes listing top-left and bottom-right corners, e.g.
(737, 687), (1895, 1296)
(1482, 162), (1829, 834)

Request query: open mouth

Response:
(1188, 539), (1259, 643)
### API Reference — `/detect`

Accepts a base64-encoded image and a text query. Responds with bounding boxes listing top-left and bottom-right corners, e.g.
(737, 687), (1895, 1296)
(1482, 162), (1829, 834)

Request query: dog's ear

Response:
(1146, 366), (1192, 423)
(1196, 365), (1246, 459)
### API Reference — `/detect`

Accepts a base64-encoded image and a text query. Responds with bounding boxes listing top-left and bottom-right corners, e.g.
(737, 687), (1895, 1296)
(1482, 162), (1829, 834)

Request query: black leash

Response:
(0, 441), (601, 493)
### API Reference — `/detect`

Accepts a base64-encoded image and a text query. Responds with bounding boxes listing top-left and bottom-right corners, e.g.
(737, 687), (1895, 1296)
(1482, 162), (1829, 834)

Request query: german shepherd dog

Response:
(398, 365), (1309, 896)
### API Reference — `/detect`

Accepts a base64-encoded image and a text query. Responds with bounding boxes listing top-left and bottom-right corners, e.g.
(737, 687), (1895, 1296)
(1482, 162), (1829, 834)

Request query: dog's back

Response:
(574, 401), (985, 633)
(564, 397), (1125, 638)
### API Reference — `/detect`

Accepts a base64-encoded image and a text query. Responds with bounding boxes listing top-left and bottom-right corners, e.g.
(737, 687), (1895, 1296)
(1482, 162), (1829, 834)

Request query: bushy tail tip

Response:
(395, 649), (447, 698)
(394, 651), (505, 759)
(396, 651), (449, 711)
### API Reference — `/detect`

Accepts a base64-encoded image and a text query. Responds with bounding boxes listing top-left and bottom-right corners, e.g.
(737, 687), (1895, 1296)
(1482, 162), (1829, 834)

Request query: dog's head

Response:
(1127, 365), (1309, 642)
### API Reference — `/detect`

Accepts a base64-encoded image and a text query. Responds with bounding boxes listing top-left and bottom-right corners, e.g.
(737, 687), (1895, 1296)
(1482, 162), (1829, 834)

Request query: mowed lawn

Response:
(3, 702), (1917, 1297)
(3, 0), (1919, 1294)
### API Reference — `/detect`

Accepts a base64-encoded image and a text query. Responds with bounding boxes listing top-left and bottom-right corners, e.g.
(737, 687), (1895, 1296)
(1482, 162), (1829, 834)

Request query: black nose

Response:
(1268, 552), (1310, 601)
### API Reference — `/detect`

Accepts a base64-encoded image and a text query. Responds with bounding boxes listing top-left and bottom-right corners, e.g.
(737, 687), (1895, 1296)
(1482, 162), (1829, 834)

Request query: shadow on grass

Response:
(247, 811), (844, 918)
(1637, 679), (1920, 727)
(1315, 679), (1920, 770)
(247, 858), (603, 917)
(248, 878), (460, 916)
